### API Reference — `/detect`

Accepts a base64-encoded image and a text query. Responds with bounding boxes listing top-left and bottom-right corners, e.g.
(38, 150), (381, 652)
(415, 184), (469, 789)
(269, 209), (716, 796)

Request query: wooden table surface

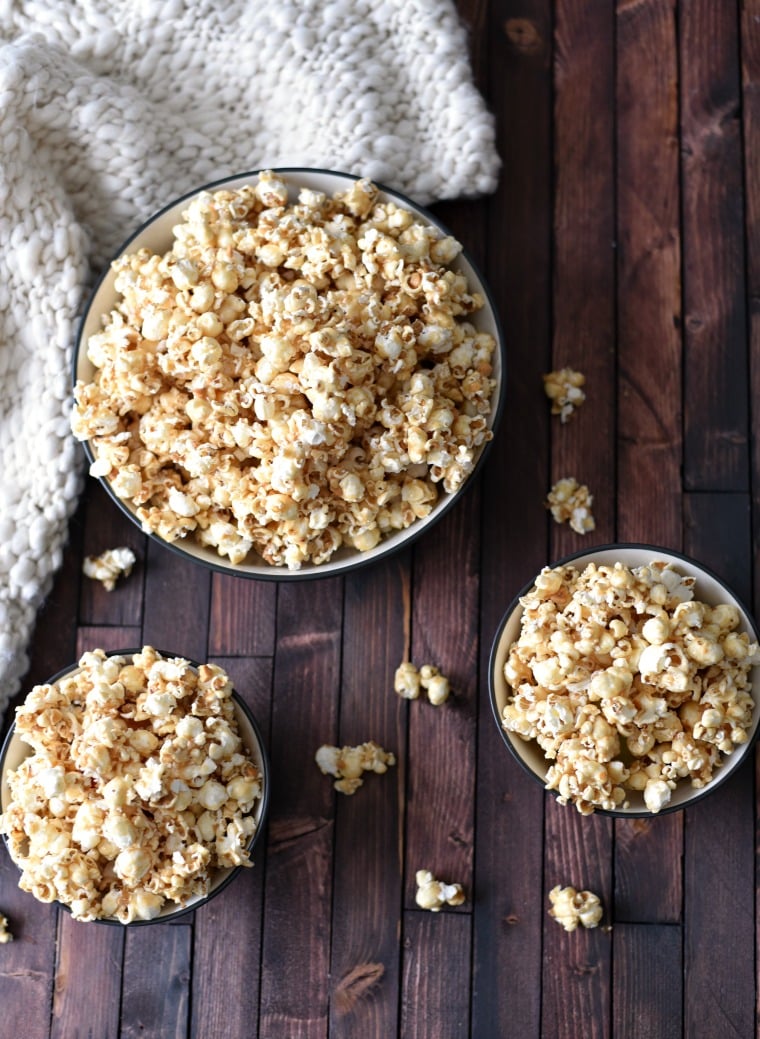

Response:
(2, 1), (759, 1036)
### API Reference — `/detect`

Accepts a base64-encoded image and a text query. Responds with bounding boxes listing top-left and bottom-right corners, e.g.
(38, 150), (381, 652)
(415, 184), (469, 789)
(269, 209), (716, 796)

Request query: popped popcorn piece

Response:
(394, 661), (451, 705)
(72, 172), (498, 571)
(548, 885), (602, 931)
(546, 478), (596, 535)
(543, 367), (586, 423)
(82, 546), (137, 591)
(414, 869), (466, 911)
(0, 914), (12, 943)
(0, 648), (263, 923)
(315, 741), (396, 795)
(500, 560), (758, 814)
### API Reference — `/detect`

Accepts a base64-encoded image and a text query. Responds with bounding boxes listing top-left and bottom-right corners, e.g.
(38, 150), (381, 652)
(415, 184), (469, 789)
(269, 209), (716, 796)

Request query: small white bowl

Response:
(0, 653), (270, 924)
(488, 544), (760, 816)
(73, 168), (505, 580)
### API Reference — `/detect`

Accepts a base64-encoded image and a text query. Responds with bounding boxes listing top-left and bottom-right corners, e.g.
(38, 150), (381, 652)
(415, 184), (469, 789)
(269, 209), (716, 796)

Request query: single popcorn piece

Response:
(546, 478), (596, 535)
(0, 914), (12, 943)
(500, 560), (759, 814)
(315, 741), (396, 795)
(394, 662), (421, 700)
(82, 546), (137, 591)
(548, 885), (603, 931)
(414, 869), (466, 912)
(543, 367), (586, 423)
(0, 648), (264, 923)
(71, 172), (498, 571)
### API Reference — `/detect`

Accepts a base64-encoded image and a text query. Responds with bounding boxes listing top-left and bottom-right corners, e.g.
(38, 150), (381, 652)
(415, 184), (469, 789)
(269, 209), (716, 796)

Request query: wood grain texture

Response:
(680, 0), (749, 491)
(612, 924), (681, 1039)
(79, 482), (145, 627)
(50, 915), (124, 1039)
(615, 0), (682, 545)
(208, 573), (277, 657)
(400, 912), (471, 1039)
(141, 538), (211, 663)
(121, 924), (191, 1039)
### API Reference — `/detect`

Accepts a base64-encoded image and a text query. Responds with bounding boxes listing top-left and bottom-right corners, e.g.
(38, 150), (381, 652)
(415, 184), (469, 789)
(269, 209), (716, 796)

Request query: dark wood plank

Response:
(615, 0), (682, 545)
(209, 574), (277, 657)
(121, 924), (191, 1039)
(328, 558), (407, 1038)
(682, 491), (755, 1038)
(680, 0), (749, 491)
(50, 915), (124, 1039)
(258, 578), (343, 1039)
(550, 0), (616, 551)
(141, 537), (211, 663)
(472, 1), (553, 1035)
(613, 0), (684, 927)
(76, 626), (142, 657)
(191, 655), (272, 1039)
(79, 482), (145, 627)
(612, 924), (681, 1039)
(400, 912), (471, 1039)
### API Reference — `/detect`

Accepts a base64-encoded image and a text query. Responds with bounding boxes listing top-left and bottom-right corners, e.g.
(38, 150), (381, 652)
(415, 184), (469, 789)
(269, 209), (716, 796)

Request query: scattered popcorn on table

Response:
(394, 662), (451, 705)
(548, 885), (602, 931)
(546, 478), (595, 535)
(0, 648), (264, 923)
(0, 913), (12, 943)
(414, 869), (466, 911)
(315, 741), (396, 795)
(500, 561), (759, 814)
(72, 171), (497, 570)
(82, 546), (137, 591)
(543, 367), (586, 423)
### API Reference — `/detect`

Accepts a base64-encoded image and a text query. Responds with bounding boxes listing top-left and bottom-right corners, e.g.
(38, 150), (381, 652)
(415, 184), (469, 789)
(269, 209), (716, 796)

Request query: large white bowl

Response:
(0, 652), (270, 924)
(73, 168), (505, 579)
(488, 544), (760, 816)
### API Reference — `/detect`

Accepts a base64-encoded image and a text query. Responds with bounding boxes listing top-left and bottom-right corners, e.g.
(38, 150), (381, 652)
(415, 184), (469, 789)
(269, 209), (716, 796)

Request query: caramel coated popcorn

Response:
(0, 648), (263, 922)
(394, 661), (451, 705)
(546, 478), (595, 535)
(548, 885), (602, 931)
(500, 561), (758, 814)
(414, 869), (466, 911)
(315, 740), (396, 795)
(72, 172), (497, 570)
(83, 546), (136, 591)
(0, 913), (12, 943)
(543, 367), (586, 423)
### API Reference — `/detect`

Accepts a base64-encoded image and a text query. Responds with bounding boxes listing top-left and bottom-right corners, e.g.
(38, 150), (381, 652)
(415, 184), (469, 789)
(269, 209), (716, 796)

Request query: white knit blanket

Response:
(0, 0), (499, 721)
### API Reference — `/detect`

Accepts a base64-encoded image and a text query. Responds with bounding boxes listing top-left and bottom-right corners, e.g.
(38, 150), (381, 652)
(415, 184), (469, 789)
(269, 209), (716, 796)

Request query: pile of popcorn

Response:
(71, 172), (497, 570)
(0, 648), (263, 923)
(500, 560), (759, 814)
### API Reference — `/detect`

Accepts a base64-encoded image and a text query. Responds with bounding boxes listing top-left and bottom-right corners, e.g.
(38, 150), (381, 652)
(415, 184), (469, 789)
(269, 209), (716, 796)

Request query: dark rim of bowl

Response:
(487, 542), (760, 818)
(71, 167), (506, 582)
(0, 649), (271, 925)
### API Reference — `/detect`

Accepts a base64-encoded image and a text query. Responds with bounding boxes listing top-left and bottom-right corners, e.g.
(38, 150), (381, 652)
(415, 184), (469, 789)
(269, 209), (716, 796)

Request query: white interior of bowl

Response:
(75, 168), (504, 579)
(0, 683), (267, 921)
(490, 545), (760, 816)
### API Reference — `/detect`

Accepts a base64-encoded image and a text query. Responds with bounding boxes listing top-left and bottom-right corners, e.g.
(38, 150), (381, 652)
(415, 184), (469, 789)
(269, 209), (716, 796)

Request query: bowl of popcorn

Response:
(72, 168), (504, 578)
(488, 545), (760, 816)
(0, 647), (269, 924)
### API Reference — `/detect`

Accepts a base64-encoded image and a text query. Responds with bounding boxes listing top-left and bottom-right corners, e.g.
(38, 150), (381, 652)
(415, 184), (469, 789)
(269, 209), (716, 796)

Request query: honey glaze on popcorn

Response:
(0, 648), (263, 923)
(71, 172), (497, 570)
(501, 561), (759, 815)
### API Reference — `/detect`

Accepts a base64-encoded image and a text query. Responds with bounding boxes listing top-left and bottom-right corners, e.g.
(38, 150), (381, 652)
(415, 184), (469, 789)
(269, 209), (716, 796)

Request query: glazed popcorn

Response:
(394, 661), (450, 705)
(548, 885), (602, 931)
(414, 869), (466, 912)
(315, 740), (396, 795)
(0, 914), (12, 943)
(71, 171), (497, 570)
(543, 367), (586, 423)
(82, 546), (137, 591)
(0, 648), (263, 923)
(546, 478), (595, 535)
(500, 561), (758, 814)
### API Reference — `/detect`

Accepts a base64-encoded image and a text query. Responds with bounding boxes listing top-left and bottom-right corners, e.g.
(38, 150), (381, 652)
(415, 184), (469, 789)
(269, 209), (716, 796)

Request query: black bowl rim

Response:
(72, 166), (507, 582)
(487, 541), (760, 818)
(0, 648), (271, 925)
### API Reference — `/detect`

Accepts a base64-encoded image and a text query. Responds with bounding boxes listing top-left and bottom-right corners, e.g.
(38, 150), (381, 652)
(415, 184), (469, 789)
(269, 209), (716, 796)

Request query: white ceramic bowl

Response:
(0, 653), (270, 924)
(488, 544), (760, 816)
(73, 168), (505, 579)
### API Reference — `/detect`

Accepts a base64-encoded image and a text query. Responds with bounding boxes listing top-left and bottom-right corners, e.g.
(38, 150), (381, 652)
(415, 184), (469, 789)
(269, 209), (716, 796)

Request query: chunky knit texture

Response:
(0, 0), (500, 721)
